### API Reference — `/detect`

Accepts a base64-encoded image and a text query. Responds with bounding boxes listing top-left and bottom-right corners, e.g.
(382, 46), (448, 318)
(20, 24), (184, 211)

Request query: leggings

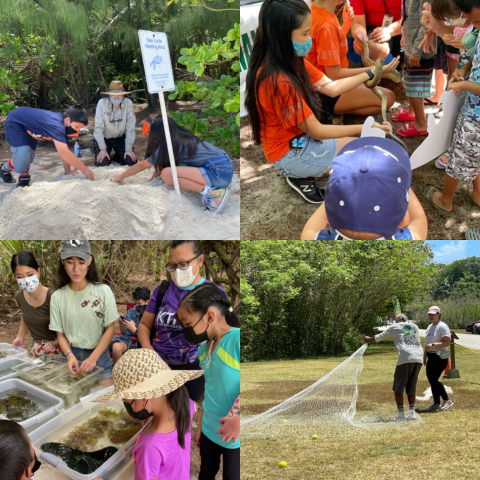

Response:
(426, 352), (449, 404)
(199, 432), (240, 480)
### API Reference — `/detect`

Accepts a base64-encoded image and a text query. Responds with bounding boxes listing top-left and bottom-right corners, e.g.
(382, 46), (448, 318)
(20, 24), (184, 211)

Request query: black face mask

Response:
(135, 305), (147, 317)
(65, 125), (78, 136)
(123, 400), (154, 421)
(182, 314), (209, 345)
(27, 453), (41, 478)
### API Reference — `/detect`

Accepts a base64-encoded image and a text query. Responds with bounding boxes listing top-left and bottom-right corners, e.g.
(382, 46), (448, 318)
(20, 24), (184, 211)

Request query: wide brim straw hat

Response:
(92, 348), (204, 402)
(102, 80), (131, 95)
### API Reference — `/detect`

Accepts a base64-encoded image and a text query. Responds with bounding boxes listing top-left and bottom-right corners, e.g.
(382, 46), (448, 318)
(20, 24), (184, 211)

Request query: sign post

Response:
(138, 30), (181, 197)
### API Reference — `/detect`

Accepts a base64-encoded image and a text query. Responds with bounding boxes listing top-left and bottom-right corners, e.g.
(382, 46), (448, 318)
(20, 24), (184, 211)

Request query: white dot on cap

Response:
(374, 205), (380, 211)
(397, 177), (401, 183)
(339, 200), (345, 206)
(330, 168), (334, 174)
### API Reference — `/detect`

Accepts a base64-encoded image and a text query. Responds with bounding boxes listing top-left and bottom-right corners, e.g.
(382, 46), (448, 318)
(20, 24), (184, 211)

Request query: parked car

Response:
(473, 323), (480, 335)
(465, 320), (480, 333)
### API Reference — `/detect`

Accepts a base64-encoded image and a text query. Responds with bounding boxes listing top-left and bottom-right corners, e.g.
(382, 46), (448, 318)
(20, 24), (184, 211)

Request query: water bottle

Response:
(74, 140), (82, 158)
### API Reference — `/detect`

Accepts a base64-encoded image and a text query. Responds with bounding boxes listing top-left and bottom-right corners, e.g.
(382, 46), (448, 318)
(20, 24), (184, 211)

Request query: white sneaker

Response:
(440, 400), (454, 411)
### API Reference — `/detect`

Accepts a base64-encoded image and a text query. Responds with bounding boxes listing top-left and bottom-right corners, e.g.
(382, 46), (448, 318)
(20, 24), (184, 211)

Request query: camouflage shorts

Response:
(446, 113), (480, 182)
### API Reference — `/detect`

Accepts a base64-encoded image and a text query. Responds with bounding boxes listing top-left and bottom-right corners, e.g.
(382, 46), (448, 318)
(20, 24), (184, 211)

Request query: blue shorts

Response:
(70, 347), (113, 381)
(197, 154), (234, 188)
(274, 136), (337, 178)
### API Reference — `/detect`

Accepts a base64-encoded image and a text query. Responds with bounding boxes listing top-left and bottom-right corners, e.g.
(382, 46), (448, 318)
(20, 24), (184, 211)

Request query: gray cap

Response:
(60, 240), (91, 261)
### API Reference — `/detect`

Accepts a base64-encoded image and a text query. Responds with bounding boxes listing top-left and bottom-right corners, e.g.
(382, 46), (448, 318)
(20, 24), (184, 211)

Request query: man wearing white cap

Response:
(424, 306), (453, 411)
(93, 80), (137, 167)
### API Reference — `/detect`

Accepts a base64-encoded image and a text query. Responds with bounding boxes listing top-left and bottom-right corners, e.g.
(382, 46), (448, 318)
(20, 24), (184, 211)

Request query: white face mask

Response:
(17, 275), (40, 293)
(110, 97), (123, 106)
(171, 258), (200, 288)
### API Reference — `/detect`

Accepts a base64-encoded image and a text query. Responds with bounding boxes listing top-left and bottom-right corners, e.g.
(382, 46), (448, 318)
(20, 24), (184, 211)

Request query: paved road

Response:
(377, 326), (480, 351)
(418, 329), (480, 351)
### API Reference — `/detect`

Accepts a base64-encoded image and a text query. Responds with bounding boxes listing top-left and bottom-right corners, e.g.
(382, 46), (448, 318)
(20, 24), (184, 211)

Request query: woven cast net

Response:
(242, 344), (422, 437)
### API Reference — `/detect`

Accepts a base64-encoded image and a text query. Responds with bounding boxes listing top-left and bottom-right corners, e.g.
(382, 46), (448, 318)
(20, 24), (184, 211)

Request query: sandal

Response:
(391, 108), (416, 122)
(435, 154), (448, 170)
(466, 228), (480, 239)
(423, 185), (452, 215)
(461, 185), (480, 208)
(424, 98), (438, 106)
(397, 122), (428, 138)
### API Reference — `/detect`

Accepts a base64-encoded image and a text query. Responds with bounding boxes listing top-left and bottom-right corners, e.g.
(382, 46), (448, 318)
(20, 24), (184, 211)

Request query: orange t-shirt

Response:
(306, 4), (349, 75)
(256, 61), (324, 163)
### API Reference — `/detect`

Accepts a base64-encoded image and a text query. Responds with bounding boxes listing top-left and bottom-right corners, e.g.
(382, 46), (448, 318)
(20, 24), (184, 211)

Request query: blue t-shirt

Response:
(462, 33), (480, 122)
(146, 140), (225, 166)
(5, 107), (68, 150)
(199, 327), (240, 449)
(315, 227), (414, 240)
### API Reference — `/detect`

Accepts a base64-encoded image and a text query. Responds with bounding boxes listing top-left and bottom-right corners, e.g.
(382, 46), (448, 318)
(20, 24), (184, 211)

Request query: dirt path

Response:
(241, 78), (480, 239)
(0, 102), (239, 240)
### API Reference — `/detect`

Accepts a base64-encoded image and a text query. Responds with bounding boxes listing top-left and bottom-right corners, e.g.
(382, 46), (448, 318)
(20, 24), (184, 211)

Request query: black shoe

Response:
(286, 177), (325, 204)
(17, 175), (31, 188)
(0, 165), (16, 184)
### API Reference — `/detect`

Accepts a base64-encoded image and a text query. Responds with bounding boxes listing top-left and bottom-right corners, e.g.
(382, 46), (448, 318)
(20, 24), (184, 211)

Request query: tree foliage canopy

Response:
(241, 241), (438, 361)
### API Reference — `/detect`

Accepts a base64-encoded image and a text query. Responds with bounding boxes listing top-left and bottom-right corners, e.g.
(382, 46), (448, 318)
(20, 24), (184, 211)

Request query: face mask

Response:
(170, 257), (200, 288)
(463, 31), (479, 58)
(135, 305), (147, 316)
(293, 37), (312, 57)
(65, 125), (78, 136)
(17, 275), (39, 293)
(26, 453), (41, 478)
(123, 400), (153, 421)
(111, 97), (123, 106)
(182, 314), (209, 344)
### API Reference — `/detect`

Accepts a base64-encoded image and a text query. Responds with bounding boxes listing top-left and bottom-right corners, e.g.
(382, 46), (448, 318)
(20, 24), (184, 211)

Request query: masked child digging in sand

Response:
(0, 105), (94, 188)
(112, 116), (234, 214)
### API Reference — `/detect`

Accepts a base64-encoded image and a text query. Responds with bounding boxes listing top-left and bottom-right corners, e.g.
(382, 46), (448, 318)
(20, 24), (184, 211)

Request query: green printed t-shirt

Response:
(50, 282), (119, 349)
(199, 327), (240, 449)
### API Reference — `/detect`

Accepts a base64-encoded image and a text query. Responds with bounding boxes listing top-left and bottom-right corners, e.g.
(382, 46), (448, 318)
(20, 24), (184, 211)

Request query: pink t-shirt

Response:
(133, 399), (195, 480)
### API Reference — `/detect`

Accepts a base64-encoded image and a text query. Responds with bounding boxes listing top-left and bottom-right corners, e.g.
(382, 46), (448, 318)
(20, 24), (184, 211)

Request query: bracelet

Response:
(66, 351), (73, 358)
(366, 69), (375, 80)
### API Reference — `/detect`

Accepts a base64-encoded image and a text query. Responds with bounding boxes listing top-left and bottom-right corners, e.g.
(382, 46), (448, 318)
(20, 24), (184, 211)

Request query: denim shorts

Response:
(70, 347), (113, 381)
(274, 136), (337, 178)
(182, 153), (234, 188)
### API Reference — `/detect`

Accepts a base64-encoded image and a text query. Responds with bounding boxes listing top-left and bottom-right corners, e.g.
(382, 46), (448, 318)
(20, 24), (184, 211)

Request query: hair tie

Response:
(228, 306), (233, 312)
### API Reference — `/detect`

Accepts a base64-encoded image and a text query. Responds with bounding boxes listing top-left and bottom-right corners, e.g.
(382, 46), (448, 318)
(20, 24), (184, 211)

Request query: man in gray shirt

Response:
(93, 81), (137, 167)
(364, 313), (423, 420)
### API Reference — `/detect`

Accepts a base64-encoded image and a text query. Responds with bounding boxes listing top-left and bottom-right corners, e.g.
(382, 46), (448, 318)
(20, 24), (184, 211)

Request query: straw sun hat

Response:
(93, 348), (204, 402)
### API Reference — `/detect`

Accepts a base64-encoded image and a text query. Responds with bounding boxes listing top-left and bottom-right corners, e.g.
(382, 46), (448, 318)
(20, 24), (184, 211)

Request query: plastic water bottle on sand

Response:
(74, 140), (82, 158)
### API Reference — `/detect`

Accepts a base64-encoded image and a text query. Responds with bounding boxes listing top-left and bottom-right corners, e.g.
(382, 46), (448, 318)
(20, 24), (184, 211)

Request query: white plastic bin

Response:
(0, 378), (64, 429)
(29, 394), (148, 480)
(0, 342), (28, 362)
(13, 355), (69, 386)
(0, 357), (33, 381)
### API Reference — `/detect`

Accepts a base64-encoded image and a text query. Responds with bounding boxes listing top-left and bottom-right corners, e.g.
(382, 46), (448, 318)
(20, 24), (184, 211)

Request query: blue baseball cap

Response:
(325, 137), (412, 238)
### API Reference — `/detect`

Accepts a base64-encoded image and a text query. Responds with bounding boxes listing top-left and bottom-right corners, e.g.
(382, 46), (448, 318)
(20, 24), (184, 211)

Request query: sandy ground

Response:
(0, 102), (239, 240)
(241, 78), (480, 240)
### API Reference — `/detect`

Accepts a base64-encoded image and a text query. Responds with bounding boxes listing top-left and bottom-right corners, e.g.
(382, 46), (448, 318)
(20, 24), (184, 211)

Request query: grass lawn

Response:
(241, 341), (480, 480)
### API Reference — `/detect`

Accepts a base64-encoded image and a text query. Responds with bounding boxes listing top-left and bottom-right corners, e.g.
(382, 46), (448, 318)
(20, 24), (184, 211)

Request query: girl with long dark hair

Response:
(11, 251), (60, 358)
(50, 241), (119, 387)
(112, 116), (234, 213)
(245, 0), (398, 203)
(176, 283), (240, 480)
(92, 348), (204, 480)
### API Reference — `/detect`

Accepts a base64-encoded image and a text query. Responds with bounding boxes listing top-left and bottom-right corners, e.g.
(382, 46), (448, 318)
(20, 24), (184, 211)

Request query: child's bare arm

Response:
(301, 203), (329, 240)
(449, 79), (480, 96)
(407, 188), (428, 240)
(112, 159), (151, 183)
(54, 140), (94, 180)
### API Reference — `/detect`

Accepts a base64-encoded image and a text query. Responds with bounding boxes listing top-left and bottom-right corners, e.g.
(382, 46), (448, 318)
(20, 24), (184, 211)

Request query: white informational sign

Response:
(138, 30), (175, 93)
(410, 90), (466, 169)
(138, 30), (180, 197)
